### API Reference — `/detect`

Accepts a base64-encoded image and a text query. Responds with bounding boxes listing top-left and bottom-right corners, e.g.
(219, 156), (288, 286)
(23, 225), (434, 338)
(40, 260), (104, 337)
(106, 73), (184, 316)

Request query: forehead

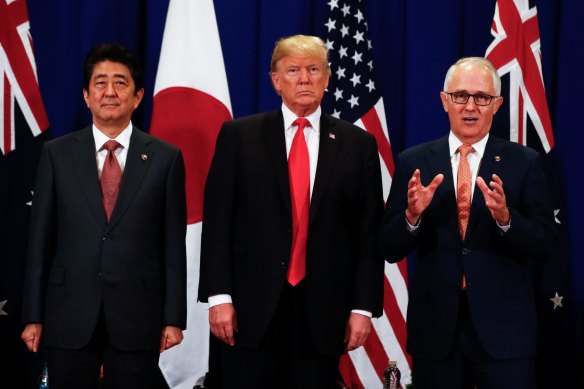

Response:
(448, 63), (494, 94)
(276, 55), (325, 69)
(91, 60), (132, 79)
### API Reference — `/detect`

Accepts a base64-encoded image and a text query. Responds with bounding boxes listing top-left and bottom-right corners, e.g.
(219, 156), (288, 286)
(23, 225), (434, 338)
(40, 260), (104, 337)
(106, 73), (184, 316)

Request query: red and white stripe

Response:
(342, 97), (412, 388)
(486, 0), (554, 152)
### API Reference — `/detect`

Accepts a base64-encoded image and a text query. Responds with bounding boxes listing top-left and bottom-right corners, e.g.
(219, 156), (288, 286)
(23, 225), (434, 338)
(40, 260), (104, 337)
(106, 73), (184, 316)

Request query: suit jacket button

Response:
(281, 261), (287, 269)
(102, 235), (110, 241)
(462, 248), (470, 255)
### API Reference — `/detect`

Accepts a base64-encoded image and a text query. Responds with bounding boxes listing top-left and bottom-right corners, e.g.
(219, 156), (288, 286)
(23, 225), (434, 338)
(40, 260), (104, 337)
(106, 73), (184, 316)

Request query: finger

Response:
(428, 173), (444, 191)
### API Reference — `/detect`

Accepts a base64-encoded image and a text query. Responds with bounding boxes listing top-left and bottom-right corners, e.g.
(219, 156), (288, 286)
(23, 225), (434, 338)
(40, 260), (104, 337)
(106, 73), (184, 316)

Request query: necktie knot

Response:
(293, 118), (311, 133)
(457, 144), (474, 158)
(102, 139), (122, 153)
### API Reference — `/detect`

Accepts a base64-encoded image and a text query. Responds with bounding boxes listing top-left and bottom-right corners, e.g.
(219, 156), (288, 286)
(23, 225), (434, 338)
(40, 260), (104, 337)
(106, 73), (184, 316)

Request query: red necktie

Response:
(287, 118), (310, 286)
(100, 140), (123, 222)
(457, 144), (474, 289)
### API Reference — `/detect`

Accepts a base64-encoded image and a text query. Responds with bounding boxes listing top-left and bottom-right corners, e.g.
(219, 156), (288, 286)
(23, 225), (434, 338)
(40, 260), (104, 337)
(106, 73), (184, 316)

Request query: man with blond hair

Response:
(199, 35), (385, 388)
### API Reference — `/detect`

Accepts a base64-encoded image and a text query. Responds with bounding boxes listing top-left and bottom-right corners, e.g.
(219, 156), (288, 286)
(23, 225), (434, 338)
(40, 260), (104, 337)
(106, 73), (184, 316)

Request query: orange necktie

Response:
(456, 144), (474, 239)
(100, 140), (122, 222)
(287, 118), (310, 286)
(457, 144), (474, 289)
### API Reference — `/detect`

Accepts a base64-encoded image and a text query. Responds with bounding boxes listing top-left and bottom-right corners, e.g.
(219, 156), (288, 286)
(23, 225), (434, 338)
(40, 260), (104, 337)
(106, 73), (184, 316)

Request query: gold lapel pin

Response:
(141, 154), (148, 161)
(329, 133), (336, 140)
(494, 155), (501, 162)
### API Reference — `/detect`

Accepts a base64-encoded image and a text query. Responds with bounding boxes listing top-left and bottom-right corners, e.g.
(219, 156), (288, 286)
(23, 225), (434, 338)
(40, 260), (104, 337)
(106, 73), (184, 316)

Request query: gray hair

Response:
(443, 57), (501, 95)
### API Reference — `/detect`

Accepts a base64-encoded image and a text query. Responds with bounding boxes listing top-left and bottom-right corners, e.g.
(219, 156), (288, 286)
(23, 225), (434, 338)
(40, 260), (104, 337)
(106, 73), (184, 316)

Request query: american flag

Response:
(0, 0), (49, 155)
(322, 0), (411, 387)
(485, 0), (554, 153)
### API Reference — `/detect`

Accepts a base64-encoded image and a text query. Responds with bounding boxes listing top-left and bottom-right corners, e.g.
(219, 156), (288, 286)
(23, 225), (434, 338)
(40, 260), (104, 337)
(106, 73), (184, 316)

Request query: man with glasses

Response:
(378, 57), (558, 388)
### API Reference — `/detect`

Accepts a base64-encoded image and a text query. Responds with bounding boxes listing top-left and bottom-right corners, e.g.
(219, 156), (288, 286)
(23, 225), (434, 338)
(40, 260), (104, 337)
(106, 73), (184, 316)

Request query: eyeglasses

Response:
(444, 92), (499, 106)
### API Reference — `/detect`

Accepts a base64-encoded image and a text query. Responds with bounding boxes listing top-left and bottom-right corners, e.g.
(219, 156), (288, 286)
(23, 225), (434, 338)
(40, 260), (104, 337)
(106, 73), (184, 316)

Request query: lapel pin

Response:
(329, 133), (336, 140)
(141, 154), (148, 161)
(494, 155), (501, 162)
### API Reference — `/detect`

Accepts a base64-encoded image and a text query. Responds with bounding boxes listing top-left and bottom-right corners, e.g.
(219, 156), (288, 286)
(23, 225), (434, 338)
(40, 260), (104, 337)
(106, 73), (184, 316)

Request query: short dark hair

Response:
(83, 43), (144, 92)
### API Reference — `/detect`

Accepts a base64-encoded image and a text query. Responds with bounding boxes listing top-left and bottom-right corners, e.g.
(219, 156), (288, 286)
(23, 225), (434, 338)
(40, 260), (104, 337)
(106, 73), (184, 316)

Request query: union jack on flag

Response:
(486, 0), (554, 153)
(322, 0), (411, 387)
(0, 0), (49, 155)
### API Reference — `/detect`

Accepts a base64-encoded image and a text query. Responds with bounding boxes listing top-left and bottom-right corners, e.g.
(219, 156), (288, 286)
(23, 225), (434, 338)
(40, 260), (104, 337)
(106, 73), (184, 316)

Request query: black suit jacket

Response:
(199, 110), (385, 355)
(378, 134), (558, 360)
(21, 126), (187, 351)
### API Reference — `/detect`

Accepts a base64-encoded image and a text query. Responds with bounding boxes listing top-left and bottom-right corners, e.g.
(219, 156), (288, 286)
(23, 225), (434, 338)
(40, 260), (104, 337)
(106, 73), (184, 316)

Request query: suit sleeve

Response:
(162, 148), (188, 328)
(198, 123), (238, 302)
(378, 152), (418, 263)
(503, 152), (559, 260)
(21, 143), (56, 325)
(352, 133), (385, 317)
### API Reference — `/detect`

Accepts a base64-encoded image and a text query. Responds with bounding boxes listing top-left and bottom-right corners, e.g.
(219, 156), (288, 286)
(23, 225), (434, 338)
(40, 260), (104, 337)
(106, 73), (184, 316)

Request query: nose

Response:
(104, 82), (117, 95)
(298, 68), (309, 83)
(463, 97), (477, 110)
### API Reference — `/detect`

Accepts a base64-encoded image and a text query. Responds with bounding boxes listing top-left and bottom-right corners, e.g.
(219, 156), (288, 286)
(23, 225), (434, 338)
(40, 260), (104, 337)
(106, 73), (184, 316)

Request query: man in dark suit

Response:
(20, 43), (187, 388)
(199, 34), (385, 388)
(378, 57), (559, 388)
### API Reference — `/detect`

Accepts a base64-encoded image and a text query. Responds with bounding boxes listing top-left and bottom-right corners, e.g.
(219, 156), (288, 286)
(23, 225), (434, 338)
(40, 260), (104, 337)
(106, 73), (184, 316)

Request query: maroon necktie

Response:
(287, 118), (310, 286)
(457, 144), (474, 289)
(100, 140), (122, 222)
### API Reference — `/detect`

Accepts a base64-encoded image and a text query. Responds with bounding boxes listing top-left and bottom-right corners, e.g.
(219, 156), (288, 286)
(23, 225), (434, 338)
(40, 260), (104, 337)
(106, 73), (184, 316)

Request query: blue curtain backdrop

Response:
(15, 0), (584, 386)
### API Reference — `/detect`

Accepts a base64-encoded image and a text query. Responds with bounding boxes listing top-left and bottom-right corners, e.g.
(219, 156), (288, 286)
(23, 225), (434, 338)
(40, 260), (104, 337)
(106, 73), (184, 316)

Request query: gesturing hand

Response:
(405, 169), (444, 225)
(477, 174), (511, 225)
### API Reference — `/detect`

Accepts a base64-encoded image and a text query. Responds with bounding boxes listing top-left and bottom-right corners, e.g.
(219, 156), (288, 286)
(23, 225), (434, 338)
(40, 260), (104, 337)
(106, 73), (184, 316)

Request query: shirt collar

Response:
(93, 122), (133, 152)
(448, 131), (489, 158)
(281, 104), (321, 135)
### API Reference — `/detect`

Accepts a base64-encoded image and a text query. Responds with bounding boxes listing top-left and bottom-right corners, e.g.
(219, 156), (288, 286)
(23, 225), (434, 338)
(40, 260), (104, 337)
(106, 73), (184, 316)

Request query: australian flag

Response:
(485, 0), (578, 386)
(0, 0), (51, 387)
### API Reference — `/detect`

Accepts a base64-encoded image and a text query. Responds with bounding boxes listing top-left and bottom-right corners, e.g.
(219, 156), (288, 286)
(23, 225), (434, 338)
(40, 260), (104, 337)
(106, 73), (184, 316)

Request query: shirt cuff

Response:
(496, 219), (511, 233)
(351, 309), (373, 318)
(208, 294), (232, 308)
(406, 216), (421, 233)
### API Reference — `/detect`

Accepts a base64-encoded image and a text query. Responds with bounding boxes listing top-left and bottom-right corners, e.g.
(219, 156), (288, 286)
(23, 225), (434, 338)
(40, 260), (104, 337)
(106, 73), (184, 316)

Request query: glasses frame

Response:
(444, 91), (499, 106)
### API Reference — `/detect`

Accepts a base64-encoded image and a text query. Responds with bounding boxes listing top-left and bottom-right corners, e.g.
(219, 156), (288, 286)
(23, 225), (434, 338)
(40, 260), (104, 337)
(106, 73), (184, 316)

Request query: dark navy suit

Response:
(378, 134), (558, 387)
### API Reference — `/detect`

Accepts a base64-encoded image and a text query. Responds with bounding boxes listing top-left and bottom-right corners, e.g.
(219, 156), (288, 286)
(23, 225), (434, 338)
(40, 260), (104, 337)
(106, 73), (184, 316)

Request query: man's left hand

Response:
(477, 174), (511, 225)
(344, 312), (372, 352)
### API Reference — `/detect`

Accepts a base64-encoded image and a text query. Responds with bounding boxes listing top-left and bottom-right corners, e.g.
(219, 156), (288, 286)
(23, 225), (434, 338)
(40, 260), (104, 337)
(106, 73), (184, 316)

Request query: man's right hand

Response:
(209, 303), (238, 346)
(21, 323), (43, 352)
(405, 169), (444, 225)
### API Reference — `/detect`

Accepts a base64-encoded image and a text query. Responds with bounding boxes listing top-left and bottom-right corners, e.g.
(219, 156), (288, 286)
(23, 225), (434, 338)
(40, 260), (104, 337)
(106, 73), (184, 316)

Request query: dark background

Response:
(1, 0), (582, 387)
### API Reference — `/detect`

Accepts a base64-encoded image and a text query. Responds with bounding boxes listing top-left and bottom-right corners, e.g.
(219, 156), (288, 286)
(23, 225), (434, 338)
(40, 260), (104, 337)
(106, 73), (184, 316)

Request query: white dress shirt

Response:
(93, 123), (133, 175)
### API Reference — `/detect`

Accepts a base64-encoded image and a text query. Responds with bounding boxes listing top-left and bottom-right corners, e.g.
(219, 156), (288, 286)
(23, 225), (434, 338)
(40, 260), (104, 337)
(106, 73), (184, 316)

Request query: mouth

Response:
(463, 117), (478, 123)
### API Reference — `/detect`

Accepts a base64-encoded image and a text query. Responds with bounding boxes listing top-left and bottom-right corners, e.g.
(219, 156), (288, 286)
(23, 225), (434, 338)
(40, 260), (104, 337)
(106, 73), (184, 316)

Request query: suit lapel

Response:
(467, 136), (505, 237)
(427, 137), (460, 241)
(72, 127), (107, 225)
(309, 113), (339, 224)
(107, 128), (153, 230)
(262, 111), (291, 216)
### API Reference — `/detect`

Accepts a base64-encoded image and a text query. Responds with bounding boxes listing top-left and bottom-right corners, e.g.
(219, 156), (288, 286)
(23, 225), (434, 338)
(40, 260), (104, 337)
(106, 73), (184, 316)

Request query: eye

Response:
(287, 68), (299, 75)
(474, 94), (489, 104)
(309, 66), (319, 74)
(452, 92), (468, 100)
(113, 80), (128, 89)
